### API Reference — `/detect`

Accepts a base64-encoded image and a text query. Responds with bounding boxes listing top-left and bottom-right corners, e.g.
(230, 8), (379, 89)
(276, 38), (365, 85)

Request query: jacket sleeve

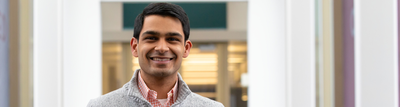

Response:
(87, 99), (99, 107)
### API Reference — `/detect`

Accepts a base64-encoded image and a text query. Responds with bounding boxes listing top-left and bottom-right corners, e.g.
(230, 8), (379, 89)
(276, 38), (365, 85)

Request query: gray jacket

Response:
(87, 70), (224, 107)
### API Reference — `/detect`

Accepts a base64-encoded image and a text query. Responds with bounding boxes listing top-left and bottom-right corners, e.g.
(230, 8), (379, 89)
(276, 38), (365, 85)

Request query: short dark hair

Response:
(133, 3), (190, 41)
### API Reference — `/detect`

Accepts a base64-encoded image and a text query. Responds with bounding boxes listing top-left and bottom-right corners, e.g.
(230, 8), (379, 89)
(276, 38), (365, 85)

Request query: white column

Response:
(354, 0), (398, 107)
(33, 0), (102, 107)
(63, 0), (102, 107)
(33, 0), (63, 106)
(286, 0), (316, 107)
(247, 0), (286, 107)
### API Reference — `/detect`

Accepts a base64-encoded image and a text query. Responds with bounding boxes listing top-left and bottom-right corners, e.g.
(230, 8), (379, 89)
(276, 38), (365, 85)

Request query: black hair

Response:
(133, 3), (190, 41)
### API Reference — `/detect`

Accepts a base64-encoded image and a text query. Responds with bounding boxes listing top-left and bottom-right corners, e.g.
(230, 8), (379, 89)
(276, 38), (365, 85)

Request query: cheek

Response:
(138, 46), (149, 57)
(173, 47), (185, 56)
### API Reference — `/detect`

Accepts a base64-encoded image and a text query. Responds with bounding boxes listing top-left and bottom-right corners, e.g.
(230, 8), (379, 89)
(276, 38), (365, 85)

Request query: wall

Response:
(101, 2), (248, 42)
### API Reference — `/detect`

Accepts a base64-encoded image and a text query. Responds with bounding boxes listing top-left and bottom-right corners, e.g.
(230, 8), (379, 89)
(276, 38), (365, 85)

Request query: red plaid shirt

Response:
(138, 71), (178, 107)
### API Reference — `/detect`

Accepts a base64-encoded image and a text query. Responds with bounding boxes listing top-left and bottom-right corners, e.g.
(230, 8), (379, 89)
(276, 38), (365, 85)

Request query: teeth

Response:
(153, 58), (170, 61)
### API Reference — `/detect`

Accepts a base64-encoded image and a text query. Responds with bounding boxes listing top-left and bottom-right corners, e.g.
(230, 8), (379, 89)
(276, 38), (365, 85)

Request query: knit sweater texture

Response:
(87, 69), (224, 107)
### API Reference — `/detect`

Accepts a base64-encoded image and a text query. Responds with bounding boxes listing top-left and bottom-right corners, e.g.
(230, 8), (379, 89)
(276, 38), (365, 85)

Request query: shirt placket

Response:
(148, 90), (162, 107)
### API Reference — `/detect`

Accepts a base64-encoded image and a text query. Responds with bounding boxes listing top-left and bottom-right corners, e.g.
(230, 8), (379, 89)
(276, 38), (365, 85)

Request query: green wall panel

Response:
(123, 2), (226, 29)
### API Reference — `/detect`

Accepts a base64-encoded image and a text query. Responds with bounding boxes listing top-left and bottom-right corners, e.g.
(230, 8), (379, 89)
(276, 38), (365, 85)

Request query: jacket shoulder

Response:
(180, 93), (224, 107)
(87, 87), (129, 107)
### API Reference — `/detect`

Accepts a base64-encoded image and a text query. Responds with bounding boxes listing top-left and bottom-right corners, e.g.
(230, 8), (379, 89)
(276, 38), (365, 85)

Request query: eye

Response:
(167, 38), (179, 41)
(145, 37), (157, 40)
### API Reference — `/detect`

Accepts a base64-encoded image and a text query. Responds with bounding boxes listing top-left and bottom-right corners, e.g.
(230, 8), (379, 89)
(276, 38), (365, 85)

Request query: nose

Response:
(154, 39), (169, 53)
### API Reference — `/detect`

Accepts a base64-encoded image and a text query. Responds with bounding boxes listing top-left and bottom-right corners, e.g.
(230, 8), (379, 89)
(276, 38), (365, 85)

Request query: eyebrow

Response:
(166, 32), (183, 38)
(142, 31), (160, 36)
(142, 31), (183, 38)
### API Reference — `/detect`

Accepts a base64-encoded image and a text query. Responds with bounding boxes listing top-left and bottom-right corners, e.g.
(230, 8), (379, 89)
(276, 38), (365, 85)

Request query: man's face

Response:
(130, 15), (192, 77)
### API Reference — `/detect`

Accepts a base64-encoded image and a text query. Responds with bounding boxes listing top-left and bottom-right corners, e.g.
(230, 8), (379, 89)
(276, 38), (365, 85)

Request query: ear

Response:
(182, 40), (192, 58)
(130, 37), (139, 57)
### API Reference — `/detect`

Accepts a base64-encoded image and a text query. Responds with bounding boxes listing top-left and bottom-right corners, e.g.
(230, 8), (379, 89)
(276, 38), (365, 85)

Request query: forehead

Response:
(140, 15), (184, 38)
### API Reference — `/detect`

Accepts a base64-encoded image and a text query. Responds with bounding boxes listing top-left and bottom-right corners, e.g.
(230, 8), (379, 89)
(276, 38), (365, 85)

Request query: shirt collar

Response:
(137, 70), (178, 103)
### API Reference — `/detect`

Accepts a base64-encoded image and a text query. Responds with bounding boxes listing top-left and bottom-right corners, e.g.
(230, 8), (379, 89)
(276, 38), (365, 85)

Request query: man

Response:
(87, 3), (224, 107)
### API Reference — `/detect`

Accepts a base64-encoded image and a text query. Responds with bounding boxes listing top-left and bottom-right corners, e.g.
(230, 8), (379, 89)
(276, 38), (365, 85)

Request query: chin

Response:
(149, 68), (176, 77)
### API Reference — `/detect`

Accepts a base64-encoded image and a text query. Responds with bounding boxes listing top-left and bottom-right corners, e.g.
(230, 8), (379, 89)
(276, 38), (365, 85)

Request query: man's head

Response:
(130, 3), (192, 78)
(133, 3), (190, 41)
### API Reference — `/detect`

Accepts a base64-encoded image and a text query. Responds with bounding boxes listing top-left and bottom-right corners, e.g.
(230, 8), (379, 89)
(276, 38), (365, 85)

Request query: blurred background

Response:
(1, 0), (398, 107)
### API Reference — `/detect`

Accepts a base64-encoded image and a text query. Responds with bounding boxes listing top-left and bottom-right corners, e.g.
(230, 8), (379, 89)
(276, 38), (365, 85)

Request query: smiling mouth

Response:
(150, 57), (174, 61)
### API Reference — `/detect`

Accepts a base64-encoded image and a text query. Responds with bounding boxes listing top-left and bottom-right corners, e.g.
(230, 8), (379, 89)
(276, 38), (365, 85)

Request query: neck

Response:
(140, 70), (177, 99)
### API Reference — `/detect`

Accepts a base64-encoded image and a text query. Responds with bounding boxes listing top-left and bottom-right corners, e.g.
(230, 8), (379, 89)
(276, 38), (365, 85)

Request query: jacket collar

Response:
(126, 69), (192, 105)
